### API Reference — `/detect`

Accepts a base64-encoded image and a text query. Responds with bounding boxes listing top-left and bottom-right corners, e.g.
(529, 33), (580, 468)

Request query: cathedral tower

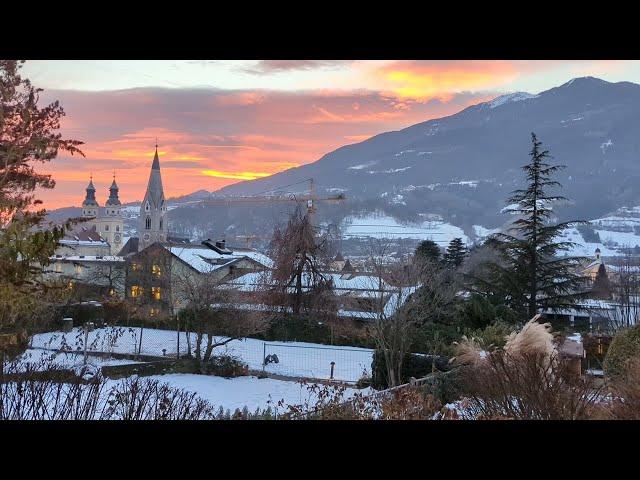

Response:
(138, 145), (167, 251)
(81, 176), (99, 218)
(105, 174), (122, 217)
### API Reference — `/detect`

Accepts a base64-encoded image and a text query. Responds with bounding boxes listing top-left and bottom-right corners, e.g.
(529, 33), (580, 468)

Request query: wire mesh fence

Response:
(30, 326), (374, 383)
(260, 342), (371, 383)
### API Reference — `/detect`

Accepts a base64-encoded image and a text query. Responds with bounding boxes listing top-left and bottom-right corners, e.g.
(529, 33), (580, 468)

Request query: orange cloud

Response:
(201, 170), (274, 180)
(37, 86), (495, 209)
(372, 60), (522, 101)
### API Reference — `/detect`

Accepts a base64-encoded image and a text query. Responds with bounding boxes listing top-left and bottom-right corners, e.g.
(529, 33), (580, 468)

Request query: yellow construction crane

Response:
(199, 178), (346, 246)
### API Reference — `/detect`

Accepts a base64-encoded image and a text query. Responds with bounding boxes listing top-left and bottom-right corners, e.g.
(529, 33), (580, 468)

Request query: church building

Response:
(80, 174), (124, 255)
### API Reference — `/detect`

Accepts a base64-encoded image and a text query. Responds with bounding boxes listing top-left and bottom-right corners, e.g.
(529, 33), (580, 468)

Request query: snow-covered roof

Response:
(220, 271), (419, 320)
(50, 255), (124, 263)
(224, 271), (397, 296)
(165, 245), (272, 273)
(59, 238), (109, 247)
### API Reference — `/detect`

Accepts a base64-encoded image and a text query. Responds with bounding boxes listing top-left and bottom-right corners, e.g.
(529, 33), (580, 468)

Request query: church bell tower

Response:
(138, 144), (167, 251)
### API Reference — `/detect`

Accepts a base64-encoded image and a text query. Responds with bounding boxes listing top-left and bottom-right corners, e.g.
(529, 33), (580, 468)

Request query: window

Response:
(116, 225), (120, 232)
(150, 307), (159, 317)
(105, 225), (109, 231)
(131, 262), (141, 271)
(159, 218), (163, 230)
(151, 286), (161, 300)
(74, 264), (83, 275)
(145, 217), (151, 230)
(130, 285), (142, 297)
(152, 264), (161, 277)
(109, 288), (115, 296)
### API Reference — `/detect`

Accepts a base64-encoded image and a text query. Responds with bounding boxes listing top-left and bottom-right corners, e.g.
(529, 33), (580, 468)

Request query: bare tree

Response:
(82, 261), (126, 299)
(599, 250), (640, 333)
(267, 205), (336, 317)
(365, 239), (460, 387)
(174, 266), (268, 372)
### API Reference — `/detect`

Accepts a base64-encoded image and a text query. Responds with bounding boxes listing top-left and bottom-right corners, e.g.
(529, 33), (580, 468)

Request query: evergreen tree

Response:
(0, 60), (84, 337)
(472, 133), (586, 318)
(444, 237), (467, 269)
(414, 240), (441, 265)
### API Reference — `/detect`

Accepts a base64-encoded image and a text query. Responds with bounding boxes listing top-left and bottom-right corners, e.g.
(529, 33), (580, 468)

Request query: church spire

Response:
(82, 175), (98, 207)
(138, 144), (167, 251)
(82, 175), (99, 218)
(106, 171), (121, 207)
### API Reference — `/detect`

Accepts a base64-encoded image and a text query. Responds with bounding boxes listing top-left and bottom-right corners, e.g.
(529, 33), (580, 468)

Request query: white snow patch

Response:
(487, 92), (537, 109)
(341, 213), (469, 245)
(600, 139), (613, 153)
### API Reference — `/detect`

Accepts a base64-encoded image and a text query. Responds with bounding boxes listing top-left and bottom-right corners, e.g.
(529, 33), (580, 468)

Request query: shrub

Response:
(456, 294), (519, 330)
(204, 355), (249, 378)
(603, 325), (640, 379)
(606, 357), (640, 420)
(371, 349), (452, 390)
(463, 321), (515, 349)
(454, 319), (602, 420)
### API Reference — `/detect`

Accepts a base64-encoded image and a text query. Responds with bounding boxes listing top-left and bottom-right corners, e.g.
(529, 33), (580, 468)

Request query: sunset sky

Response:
(24, 60), (640, 209)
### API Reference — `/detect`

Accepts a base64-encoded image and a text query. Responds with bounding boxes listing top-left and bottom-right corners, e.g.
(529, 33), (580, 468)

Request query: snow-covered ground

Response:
(6, 348), (141, 372)
(341, 213), (469, 245)
(31, 327), (373, 383)
(115, 373), (370, 413)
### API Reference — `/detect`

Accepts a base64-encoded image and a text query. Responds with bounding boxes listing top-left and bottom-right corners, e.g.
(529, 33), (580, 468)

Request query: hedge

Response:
(371, 349), (452, 390)
(603, 325), (640, 378)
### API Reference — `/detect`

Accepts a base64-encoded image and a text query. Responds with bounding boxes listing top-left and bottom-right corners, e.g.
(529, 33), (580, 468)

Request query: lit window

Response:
(109, 288), (115, 296)
(131, 285), (142, 297)
(131, 263), (141, 271)
(150, 307), (159, 317)
(152, 264), (161, 276)
(75, 264), (83, 275)
(152, 287), (161, 300)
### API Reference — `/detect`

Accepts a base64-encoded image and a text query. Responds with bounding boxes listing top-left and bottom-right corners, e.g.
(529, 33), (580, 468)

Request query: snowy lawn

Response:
(31, 327), (374, 383)
(6, 348), (141, 372)
(116, 373), (370, 413)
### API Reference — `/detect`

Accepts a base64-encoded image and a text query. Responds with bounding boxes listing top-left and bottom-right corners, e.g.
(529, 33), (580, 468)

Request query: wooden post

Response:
(83, 326), (89, 365)
(176, 310), (180, 360)
(138, 326), (144, 357)
(330, 361), (335, 380)
(262, 342), (266, 373)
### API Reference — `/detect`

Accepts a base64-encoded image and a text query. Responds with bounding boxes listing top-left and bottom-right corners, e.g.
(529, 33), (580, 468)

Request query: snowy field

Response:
(6, 348), (141, 372)
(341, 213), (469, 245)
(31, 327), (374, 383)
(110, 373), (370, 413)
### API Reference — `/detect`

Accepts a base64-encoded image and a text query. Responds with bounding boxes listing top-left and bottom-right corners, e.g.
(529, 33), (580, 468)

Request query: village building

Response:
(124, 239), (272, 315)
(217, 270), (418, 322)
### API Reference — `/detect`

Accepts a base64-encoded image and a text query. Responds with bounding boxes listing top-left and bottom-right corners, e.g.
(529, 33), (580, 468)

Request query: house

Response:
(46, 227), (126, 297)
(124, 239), (272, 315)
(218, 270), (419, 322)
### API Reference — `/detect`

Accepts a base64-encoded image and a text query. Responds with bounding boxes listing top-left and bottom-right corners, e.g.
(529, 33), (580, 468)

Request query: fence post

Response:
(330, 361), (335, 380)
(262, 342), (266, 373)
(176, 311), (180, 360)
(138, 326), (144, 357)
(83, 326), (89, 366)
